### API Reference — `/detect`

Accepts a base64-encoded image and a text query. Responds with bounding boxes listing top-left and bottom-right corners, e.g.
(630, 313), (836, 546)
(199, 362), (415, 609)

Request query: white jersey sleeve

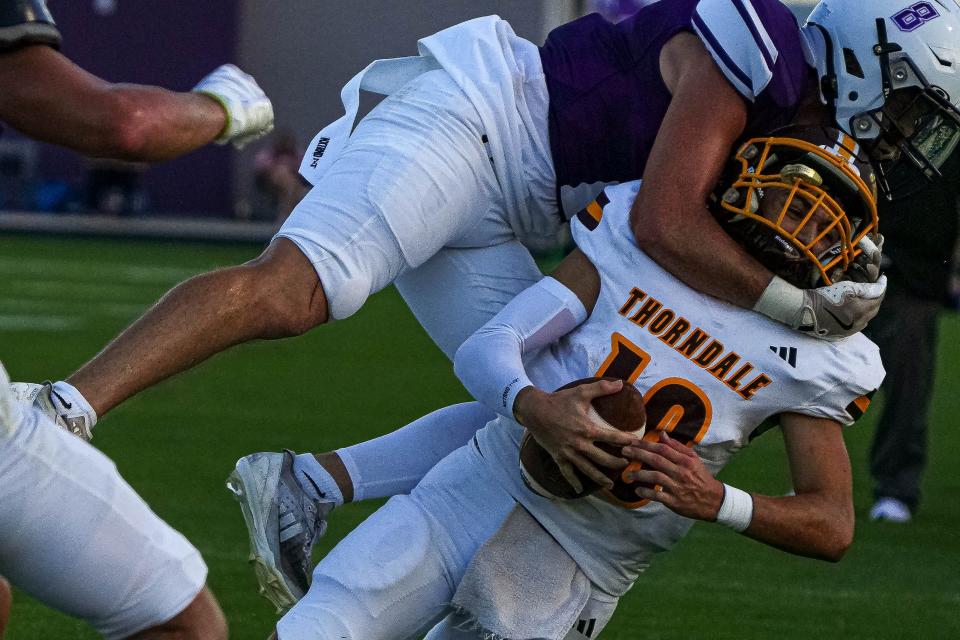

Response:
(792, 334), (885, 426)
(454, 276), (588, 419)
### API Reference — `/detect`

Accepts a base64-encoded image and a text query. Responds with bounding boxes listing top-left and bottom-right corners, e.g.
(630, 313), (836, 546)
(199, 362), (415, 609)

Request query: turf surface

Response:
(1, 234), (957, 639)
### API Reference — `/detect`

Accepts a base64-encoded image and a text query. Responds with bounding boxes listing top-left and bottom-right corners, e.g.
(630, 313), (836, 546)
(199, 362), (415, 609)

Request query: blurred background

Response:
(9, 2), (960, 640)
(0, 0), (817, 233)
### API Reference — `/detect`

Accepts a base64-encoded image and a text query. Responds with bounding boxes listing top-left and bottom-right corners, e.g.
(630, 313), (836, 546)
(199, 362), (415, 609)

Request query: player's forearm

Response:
(0, 45), (225, 161)
(454, 276), (587, 419)
(742, 492), (854, 562)
(95, 84), (226, 161)
(17, 83), (224, 162)
(631, 201), (773, 309)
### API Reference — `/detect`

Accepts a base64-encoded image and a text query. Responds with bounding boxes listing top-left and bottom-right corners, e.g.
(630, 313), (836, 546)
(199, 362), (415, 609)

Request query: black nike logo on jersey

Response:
(770, 346), (797, 368)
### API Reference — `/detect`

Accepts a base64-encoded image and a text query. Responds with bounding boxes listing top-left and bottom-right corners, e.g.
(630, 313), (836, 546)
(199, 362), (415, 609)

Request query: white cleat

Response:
(227, 450), (333, 613)
(869, 497), (912, 523)
(8, 382), (93, 441)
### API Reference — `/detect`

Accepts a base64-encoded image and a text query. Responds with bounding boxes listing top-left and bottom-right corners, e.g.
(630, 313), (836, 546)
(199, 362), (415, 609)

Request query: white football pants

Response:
(276, 62), (556, 359)
(0, 403), (206, 638)
(276, 443), (616, 640)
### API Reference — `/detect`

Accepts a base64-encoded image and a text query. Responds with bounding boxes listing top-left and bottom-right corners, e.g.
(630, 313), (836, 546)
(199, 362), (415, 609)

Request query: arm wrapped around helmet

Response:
(712, 125), (885, 339)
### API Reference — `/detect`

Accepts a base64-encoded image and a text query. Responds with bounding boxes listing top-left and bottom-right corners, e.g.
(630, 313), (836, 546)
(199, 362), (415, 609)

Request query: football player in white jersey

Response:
(245, 126), (885, 639)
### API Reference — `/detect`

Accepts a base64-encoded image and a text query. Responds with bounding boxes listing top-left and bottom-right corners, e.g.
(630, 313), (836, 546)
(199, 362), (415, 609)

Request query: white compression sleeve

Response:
(454, 276), (587, 419)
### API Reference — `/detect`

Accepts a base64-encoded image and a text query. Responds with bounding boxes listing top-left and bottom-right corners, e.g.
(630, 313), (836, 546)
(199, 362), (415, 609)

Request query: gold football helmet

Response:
(714, 126), (880, 288)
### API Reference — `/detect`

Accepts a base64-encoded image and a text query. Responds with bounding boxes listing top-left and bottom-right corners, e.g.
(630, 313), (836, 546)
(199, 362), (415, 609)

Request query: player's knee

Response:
(241, 239), (330, 336)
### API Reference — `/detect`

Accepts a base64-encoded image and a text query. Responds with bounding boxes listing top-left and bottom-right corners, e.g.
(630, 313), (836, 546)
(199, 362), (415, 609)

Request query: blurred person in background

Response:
(85, 158), (148, 215)
(0, 577), (9, 639)
(865, 153), (960, 523)
(0, 1), (274, 637)
(253, 131), (308, 224)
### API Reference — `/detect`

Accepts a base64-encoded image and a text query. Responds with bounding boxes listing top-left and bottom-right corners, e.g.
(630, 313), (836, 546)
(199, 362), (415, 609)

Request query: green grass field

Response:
(1, 233), (958, 639)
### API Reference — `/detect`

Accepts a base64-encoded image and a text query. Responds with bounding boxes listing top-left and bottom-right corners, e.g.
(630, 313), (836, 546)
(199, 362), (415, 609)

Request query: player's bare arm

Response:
(624, 413), (854, 562)
(630, 32), (767, 309)
(0, 44), (271, 161)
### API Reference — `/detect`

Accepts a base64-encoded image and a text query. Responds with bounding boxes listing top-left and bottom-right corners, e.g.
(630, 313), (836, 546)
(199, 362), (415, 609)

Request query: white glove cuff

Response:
(716, 484), (754, 532)
(753, 276), (804, 326)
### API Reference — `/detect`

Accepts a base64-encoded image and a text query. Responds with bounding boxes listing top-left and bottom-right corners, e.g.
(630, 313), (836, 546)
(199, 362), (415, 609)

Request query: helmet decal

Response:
(805, 0), (960, 197)
(892, 2), (940, 32)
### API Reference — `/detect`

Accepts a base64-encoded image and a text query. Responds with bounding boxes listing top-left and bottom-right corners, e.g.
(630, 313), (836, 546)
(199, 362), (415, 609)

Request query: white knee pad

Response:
(326, 271), (375, 321)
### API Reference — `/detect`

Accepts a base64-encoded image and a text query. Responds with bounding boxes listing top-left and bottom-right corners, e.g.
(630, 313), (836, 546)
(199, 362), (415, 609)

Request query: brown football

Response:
(519, 376), (646, 501)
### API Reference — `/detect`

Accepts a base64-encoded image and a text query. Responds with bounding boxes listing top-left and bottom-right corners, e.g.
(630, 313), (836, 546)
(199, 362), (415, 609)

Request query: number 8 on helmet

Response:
(804, 0), (960, 198)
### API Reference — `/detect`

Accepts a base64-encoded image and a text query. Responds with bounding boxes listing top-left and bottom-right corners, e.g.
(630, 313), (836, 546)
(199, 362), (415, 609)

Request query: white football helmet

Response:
(804, 0), (960, 197)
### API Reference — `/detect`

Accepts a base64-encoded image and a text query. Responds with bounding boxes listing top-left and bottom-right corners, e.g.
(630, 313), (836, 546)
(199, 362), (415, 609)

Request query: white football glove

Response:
(843, 234), (885, 284)
(754, 274), (887, 341)
(193, 64), (274, 149)
(755, 233), (887, 340)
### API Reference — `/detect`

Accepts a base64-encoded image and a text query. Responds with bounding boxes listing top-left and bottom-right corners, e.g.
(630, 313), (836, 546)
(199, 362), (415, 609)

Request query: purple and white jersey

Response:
(539, 0), (812, 215)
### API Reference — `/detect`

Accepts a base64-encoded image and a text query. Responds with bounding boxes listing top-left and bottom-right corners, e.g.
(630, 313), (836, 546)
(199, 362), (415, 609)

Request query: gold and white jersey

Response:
(474, 179), (884, 597)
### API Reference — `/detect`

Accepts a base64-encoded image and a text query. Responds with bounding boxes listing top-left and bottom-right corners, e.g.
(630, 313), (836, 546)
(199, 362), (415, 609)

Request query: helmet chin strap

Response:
(809, 23), (838, 105)
(873, 17), (904, 100)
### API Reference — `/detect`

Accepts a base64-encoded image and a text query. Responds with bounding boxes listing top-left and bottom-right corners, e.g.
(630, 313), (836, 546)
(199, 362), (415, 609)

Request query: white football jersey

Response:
(475, 179), (885, 597)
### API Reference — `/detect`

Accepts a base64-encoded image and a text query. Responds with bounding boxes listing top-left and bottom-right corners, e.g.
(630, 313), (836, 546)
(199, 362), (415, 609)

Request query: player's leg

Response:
(274, 443), (513, 640)
(229, 402), (496, 611)
(0, 366), (222, 640)
(394, 241), (545, 359)
(127, 588), (226, 640)
(292, 241), (545, 503)
(65, 237), (325, 420)
(30, 68), (507, 427)
(864, 284), (941, 520)
(232, 241), (545, 608)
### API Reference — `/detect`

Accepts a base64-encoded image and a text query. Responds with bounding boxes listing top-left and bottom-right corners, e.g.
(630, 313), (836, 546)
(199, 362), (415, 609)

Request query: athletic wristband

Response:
(753, 275), (804, 326)
(715, 484), (753, 532)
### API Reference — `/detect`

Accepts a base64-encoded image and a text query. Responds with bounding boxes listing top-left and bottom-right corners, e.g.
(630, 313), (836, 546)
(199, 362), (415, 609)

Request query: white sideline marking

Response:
(0, 314), (80, 331)
(0, 257), (200, 283)
(0, 297), (146, 318)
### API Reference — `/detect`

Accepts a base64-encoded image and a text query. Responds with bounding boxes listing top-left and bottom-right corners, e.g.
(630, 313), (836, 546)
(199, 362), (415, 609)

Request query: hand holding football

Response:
(519, 376), (646, 500)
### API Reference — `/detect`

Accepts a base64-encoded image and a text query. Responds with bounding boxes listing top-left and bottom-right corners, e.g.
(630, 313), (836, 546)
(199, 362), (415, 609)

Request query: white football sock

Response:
(293, 454), (344, 506)
(51, 381), (97, 428)
(335, 402), (495, 502)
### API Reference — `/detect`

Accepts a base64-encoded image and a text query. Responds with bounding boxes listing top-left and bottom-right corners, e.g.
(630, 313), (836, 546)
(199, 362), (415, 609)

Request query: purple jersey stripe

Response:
(732, 0), (776, 71)
(692, 11), (753, 92)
